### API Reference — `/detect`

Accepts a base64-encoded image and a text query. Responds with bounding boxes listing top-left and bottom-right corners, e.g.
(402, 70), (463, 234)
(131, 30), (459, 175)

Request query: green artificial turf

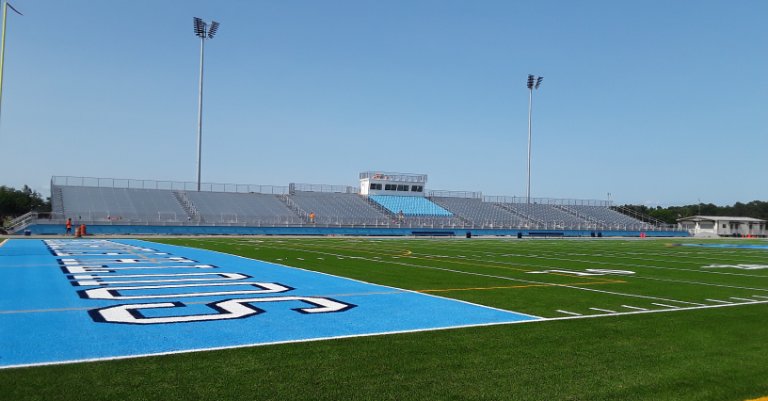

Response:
(2, 237), (767, 401)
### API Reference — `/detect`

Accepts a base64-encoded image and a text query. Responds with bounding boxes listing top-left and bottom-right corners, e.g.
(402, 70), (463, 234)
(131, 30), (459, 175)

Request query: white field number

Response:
(703, 264), (768, 270)
(527, 269), (635, 276)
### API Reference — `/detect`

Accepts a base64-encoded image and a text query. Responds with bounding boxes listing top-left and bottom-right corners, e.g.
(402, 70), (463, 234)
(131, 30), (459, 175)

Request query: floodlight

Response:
(193, 17), (206, 38)
(535, 76), (543, 89)
(527, 74), (534, 89)
(208, 21), (220, 39)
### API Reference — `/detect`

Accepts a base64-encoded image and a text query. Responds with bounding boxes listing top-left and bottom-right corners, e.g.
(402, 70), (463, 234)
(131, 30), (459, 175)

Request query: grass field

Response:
(3, 237), (768, 400)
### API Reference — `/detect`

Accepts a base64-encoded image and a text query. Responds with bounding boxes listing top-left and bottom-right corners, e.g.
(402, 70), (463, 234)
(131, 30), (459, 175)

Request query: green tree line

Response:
(620, 201), (768, 224)
(0, 185), (51, 225)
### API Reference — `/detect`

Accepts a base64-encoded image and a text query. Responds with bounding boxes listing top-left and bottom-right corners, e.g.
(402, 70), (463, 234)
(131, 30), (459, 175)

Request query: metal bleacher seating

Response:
(496, 202), (590, 228)
(565, 205), (648, 229)
(51, 176), (662, 231)
(185, 191), (302, 225)
(369, 195), (452, 217)
(430, 197), (527, 228)
(287, 191), (389, 225)
(59, 186), (188, 222)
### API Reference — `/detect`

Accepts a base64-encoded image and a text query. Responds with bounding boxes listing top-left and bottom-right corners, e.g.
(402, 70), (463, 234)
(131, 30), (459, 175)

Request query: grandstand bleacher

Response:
(369, 195), (452, 217)
(60, 186), (187, 223)
(563, 205), (654, 230)
(185, 191), (302, 225)
(430, 197), (527, 228)
(496, 202), (589, 228)
(7, 174), (677, 236)
(287, 191), (388, 225)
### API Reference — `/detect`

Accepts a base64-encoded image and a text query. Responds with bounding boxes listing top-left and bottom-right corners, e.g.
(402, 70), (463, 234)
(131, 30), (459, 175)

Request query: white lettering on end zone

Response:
(79, 282), (293, 300)
(89, 296), (356, 324)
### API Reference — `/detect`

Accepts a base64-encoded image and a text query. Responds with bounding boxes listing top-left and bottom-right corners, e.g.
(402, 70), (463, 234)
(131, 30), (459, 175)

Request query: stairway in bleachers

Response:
(51, 186), (65, 216)
(173, 191), (200, 222)
(552, 204), (602, 227)
(494, 202), (545, 225)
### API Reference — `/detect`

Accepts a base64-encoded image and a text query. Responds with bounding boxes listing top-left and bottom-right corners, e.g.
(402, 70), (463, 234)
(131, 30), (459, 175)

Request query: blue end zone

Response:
(0, 239), (540, 368)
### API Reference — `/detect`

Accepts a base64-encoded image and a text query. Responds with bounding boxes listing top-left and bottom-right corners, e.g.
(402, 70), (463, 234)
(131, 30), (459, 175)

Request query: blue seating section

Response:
(369, 195), (453, 217)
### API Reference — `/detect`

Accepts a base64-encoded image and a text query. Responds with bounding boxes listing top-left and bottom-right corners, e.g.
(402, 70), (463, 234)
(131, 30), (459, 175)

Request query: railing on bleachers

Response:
(21, 176), (676, 232)
(52, 176), (288, 195)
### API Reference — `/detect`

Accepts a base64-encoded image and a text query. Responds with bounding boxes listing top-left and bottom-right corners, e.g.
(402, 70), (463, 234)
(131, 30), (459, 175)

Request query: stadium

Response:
(6, 171), (687, 237)
(2, 3), (768, 401)
(3, 170), (768, 401)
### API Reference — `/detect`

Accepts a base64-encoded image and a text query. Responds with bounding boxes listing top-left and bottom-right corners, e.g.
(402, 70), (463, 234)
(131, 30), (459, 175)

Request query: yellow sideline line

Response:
(745, 397), (768, 401)
(417, 279), (625, 293)
(0, 239), (7, 248)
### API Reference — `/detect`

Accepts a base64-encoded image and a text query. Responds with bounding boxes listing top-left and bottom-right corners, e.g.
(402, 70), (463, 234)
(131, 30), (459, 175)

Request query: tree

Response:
(0, 185), (51, 225)
(619, 201), (768, 224)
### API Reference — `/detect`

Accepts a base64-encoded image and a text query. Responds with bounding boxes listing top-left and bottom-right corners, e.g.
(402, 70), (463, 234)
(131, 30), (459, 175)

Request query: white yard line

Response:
(485, 250), (768, 279)
(730, 297), (756, 302)
(626, 275), (768, 298)
(153, 239), (545, 320)
(621, 305), (648, 311)
(251, 242), (708, 307)
(364, 243), (768, 297)
(589, 307), (616, 313)
(651, 303), (679, 308)
(147, 239), (768, 326)
(541, 300), (768, 323)
(706, 299), (733, 304)
(753, 295), (768, 299)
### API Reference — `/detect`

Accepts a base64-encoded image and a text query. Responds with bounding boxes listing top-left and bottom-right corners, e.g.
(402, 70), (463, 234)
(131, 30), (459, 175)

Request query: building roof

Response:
(677, 215), (766, 223)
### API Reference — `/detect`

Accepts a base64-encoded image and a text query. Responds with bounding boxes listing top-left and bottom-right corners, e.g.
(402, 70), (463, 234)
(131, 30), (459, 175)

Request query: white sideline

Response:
(251, 240), (718, 308)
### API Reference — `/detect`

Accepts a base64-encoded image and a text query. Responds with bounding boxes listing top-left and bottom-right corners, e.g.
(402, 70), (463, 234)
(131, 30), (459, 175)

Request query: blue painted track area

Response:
(0, 239), (540, 368)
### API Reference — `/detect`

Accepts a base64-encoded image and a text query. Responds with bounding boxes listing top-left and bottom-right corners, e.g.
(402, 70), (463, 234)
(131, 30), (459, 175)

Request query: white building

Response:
(359, 171), (427, 197)
(677, 216), (766, 237)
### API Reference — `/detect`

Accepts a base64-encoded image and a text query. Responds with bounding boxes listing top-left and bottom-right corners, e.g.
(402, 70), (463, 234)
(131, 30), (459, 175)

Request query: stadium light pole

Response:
(0, 0), (22, 131)
(193, 17), (220, 191)
(526, 74), (543, 204)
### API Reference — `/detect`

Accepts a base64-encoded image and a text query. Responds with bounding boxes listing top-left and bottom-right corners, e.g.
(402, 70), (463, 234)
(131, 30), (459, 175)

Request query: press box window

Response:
(396, 185), (409, 191)
(370, 183), (382, 190)
(385, 184), (396, 191)
(411, 185), (423, 192)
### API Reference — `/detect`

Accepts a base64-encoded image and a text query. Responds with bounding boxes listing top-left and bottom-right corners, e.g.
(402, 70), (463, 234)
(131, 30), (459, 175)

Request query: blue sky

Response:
(0, 0), (765, 206)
